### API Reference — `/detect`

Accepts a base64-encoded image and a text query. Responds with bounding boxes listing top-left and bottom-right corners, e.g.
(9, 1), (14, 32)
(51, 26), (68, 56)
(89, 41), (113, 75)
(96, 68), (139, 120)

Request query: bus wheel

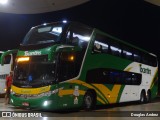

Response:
(140, 91), (146, 103)
(83, 91), (96, 111)
(146, 90), (151, 103)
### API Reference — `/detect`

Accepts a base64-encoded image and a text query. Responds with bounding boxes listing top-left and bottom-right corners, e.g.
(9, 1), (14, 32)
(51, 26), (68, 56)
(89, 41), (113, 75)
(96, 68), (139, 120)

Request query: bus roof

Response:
(28, 21), (156, 57)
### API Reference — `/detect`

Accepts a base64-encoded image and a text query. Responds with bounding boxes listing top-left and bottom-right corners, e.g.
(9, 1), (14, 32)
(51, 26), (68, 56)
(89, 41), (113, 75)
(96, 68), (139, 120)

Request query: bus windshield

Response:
(13, 62), (56, 88)
(22, 23), (64, 46)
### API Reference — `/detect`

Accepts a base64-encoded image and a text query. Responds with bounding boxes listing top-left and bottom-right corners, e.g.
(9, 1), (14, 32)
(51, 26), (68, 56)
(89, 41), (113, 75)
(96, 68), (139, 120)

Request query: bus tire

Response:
(146, 90), (151, 103)
(140, 90), (146, 103)
(83, 91), (96, 111)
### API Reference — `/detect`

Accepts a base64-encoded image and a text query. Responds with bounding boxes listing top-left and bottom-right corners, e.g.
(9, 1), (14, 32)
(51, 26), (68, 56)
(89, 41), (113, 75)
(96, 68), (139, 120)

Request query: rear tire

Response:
(140, 91), (146, 103)
(83, 91), (96, 111)
(146, 90), (151, 103)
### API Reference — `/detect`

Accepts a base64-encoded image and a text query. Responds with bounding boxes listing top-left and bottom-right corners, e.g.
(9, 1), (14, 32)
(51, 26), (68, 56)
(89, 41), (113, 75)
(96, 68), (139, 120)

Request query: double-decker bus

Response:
(0, 50), (17, 96)
(10, 21), (158, 110)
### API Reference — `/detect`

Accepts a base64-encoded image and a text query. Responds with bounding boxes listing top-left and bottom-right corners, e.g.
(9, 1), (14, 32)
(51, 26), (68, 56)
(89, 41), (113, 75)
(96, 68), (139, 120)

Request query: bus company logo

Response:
(21, 89), (32, 94)
(139, 64), (151, 75)
(24, 51), (41, 56)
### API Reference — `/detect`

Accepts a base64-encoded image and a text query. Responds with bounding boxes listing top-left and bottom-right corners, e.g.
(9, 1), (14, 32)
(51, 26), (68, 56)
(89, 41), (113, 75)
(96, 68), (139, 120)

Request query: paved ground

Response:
(0, 97), (160, 120)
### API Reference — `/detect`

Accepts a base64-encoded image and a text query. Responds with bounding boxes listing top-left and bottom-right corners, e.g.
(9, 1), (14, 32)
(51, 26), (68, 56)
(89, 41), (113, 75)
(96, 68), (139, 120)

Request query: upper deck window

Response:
(66, 24), (93, 49)
(22, 23), (64, 46)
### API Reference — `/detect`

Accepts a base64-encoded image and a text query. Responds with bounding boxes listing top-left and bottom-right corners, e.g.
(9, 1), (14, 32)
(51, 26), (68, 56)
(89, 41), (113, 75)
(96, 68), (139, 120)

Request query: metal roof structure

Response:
(0, 0), (90, 14)
(145, 0), (160, 6)
(0, 0), (159, 14)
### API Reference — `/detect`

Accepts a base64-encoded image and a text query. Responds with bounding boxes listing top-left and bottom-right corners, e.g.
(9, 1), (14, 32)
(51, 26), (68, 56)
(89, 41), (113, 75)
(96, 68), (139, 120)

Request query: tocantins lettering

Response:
(24, 51), (41, 56)
(140, 64), (151, 75)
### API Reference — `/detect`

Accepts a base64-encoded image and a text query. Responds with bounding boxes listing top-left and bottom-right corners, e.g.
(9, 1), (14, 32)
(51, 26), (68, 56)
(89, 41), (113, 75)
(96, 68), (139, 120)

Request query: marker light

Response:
(0, 0), (8, 4)
(68, 55), (74, 61)
(17, 57), (30, 62)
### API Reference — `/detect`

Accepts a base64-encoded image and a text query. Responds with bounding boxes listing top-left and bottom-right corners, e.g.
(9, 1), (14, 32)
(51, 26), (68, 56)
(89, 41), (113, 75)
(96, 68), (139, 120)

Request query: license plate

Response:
(22, 102), (29, 107)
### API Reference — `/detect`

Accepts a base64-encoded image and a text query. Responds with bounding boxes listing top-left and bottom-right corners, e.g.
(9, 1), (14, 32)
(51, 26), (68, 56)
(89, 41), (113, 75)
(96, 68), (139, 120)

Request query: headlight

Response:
(43, 100), (52, 107)
(43, 101), (48, 106)
(4, 88), (7, 92)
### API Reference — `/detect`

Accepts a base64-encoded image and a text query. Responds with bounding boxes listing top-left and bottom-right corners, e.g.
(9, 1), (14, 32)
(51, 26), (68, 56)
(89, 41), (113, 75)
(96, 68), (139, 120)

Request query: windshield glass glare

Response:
(13, 62), (55, 87)
(22, 24), (63, 46)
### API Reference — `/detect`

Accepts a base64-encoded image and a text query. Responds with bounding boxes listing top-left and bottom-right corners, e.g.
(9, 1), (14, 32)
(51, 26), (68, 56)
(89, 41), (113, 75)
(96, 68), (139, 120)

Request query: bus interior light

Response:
(0, 0), (8, 4)
(43, 23), (47, 26)
(62, 20), (67, 23)
(17, 57), (30, 62)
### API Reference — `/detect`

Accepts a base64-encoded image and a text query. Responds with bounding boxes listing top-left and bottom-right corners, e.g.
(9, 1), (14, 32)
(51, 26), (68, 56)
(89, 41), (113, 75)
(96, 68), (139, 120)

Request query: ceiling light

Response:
(0, 0), (8, 4)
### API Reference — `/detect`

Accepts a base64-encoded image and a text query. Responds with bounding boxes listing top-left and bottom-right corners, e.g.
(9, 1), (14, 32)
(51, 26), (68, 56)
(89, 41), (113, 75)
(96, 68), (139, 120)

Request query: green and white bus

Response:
(10, 21), (158, 110)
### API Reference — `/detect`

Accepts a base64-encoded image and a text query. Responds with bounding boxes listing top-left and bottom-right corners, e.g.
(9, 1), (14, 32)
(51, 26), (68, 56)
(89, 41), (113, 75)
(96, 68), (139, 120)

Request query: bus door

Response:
(57, 51), (78, 109)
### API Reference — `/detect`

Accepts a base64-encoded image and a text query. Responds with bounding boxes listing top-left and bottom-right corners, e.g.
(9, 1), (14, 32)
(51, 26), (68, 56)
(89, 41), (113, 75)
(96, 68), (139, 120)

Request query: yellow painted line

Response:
(11, 85), (51, 94)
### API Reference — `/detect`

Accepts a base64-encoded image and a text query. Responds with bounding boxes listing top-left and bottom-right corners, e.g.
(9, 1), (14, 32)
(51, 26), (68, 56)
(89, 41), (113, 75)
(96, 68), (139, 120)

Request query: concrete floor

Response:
(0, 98), (160, 120)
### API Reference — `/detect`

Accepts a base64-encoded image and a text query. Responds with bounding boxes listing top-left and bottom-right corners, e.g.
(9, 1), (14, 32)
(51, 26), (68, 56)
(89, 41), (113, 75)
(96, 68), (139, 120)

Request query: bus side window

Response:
(149, 55), (157, 67)
(110, 45), (122, 57)
(123, 50), (133, 60)
(4, 55), (11, 64)
(86, 68), (110, 84)
(142, 53), (149, 65)
(131, 73), (142, 85)
(93, 34), (109, 54)
(66, 24), (92, 49)
(122, 46), (133, 60)
(133, 50), (141, 62)
(121, 72), (132, 85)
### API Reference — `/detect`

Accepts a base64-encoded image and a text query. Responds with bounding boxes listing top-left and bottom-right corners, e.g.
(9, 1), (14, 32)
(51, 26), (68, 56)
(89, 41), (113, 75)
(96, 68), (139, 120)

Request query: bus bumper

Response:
(10, 94), (58, 110)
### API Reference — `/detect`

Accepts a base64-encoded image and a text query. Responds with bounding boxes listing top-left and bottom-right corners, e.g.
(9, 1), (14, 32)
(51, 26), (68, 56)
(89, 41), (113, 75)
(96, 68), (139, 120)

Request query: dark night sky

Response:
(0, 0), (160, 58)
